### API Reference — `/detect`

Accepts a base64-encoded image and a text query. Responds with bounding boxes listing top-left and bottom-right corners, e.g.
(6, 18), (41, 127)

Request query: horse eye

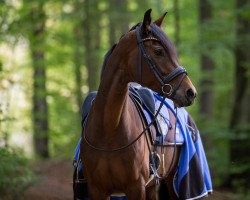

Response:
(154, 48), (164, 57)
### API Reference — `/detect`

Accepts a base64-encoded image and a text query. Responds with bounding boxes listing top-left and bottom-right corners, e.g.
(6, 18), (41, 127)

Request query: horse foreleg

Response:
(87, 182), (110, 200)
(165, 176), (178, 200)
(125, 184), (146, 200)
(156, 178), (178, 200)
(146, 185), (157, 200)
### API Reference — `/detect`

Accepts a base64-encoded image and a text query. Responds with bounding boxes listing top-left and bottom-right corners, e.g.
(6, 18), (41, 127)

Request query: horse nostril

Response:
(186, 88), (196, 100)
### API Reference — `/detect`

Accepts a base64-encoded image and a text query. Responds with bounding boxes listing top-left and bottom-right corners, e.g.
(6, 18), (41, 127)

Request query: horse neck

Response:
(92, 56), (132, 135)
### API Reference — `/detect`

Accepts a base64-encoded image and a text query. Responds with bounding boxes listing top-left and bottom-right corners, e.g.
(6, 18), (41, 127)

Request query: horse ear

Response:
(154, 12), (168, 27)
(141, 9), (152, 35)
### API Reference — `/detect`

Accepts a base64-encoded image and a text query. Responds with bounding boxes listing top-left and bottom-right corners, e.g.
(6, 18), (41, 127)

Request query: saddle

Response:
(80, 86), (180, 146)
(81, 91), (97, 127)
(129, 85), (183, 146)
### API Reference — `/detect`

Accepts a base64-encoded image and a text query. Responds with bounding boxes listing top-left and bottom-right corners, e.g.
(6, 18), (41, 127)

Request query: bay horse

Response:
(81, 9), (197, 200)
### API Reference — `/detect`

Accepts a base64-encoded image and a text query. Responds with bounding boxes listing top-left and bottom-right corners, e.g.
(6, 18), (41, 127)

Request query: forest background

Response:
(0, 0), (249, 199)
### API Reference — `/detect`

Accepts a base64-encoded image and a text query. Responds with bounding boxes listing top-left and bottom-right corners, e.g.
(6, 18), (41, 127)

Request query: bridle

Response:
(135, 23), (187, 97)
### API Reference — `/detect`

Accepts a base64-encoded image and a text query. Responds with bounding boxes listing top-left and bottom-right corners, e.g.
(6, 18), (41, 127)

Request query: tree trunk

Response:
(198, 0), (215, 120)
(117, 0), (129, 35)
(73, 0), (84, 113)
(173, 0), (180, 47)
(29, 2), (49, 158)
(73, 30), (83, 113)
(198, 0), (215, 179)
(107, 0), (128, 47)
(84, 0), (101, 92)
(229, 0), (250, 189)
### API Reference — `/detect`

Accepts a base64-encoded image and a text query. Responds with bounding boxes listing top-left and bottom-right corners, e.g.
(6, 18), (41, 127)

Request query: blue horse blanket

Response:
(154, 94), (212, 199)
(73, 92), (212, 199)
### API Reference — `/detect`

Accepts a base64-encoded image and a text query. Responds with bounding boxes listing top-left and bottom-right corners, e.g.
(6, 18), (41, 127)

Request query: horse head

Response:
(124, 9), (197, 107)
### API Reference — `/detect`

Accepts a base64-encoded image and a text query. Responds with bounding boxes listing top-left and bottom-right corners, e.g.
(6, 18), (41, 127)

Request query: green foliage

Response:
(0, 147), (35, 199)
(199, 124), (232, 186)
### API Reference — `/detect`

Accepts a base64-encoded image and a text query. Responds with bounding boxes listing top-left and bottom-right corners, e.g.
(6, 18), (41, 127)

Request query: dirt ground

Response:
(23, 160), (73, 200)
(23, 159), (236, 200)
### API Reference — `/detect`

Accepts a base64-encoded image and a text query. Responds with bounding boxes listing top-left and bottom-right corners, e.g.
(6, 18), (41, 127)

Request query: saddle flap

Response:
(81, 92), (97, 127)
(137, 87), (156, 116)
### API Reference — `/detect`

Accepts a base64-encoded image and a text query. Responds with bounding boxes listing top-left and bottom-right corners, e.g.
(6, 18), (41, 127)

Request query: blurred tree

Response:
(1, 0), (249, 193)
(108, 0), (129, 47)
(197, 3), (217, 180)
(198, 0), (215, 120)
(108, 0), (117, 46)
(84, 0), (101, 91)
(229, 0), (250, 190)
(73, 0), (85, 112)
(173, 0), (180, 47)
(117, 0), (129, 35)
(28, 1), (49, 158)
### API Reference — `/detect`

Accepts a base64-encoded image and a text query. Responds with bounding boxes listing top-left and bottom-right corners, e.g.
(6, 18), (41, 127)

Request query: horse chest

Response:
(86, 147), (148, 183)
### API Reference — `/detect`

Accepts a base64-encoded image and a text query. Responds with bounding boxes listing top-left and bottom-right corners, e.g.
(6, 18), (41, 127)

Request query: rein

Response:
(83, 93), (168, 152)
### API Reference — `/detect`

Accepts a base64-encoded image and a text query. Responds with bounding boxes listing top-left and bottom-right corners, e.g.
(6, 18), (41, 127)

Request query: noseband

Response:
(135, 23), (187, 97)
